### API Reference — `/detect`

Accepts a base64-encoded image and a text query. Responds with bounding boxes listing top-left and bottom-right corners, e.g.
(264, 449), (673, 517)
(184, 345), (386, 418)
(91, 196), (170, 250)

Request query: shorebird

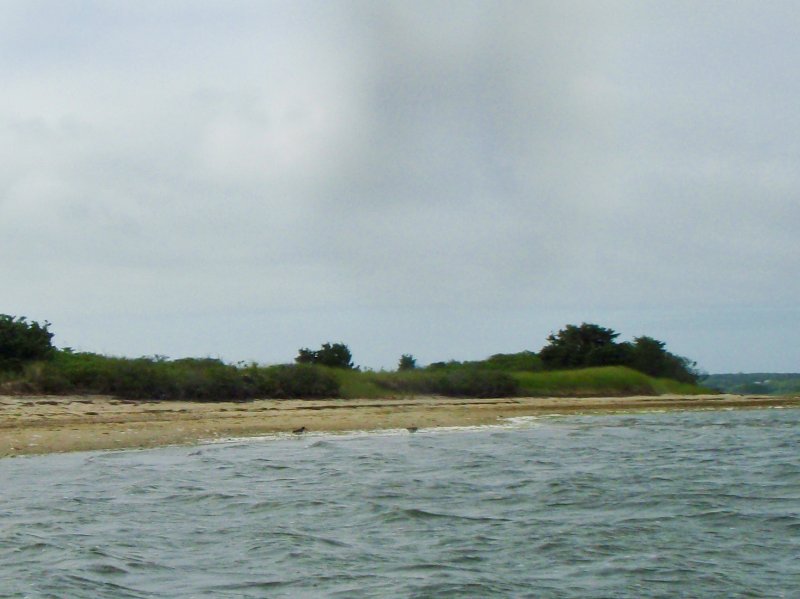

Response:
(292, 426), (307, 434)
(406, 426), (418, 433)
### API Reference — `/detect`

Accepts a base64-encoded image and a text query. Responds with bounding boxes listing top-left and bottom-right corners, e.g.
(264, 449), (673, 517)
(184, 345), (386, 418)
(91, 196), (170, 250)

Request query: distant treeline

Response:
(702, 373), (800, 396)
(0, 315), (710, 400)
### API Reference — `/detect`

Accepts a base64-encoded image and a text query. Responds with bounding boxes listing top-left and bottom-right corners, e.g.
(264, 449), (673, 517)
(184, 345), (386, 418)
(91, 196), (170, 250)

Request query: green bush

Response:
(436, 369), (520, 397)
(372, 368), (519, 398)
(0, 315), (54, 372)
(262, 364), (340, 398)
(22, 351), (341, 400)
(423, 352), (542, 374)
(539, 323), (620, 370)
(296, 342), (354, 369)
(398, 354), (417, 371)
(537, 323), (699, 383)
(483, 351), (543, 372)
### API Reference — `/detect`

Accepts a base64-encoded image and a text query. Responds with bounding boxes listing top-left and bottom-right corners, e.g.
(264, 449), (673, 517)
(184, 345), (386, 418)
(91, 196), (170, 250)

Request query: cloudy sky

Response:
(2, 1), (799, 373)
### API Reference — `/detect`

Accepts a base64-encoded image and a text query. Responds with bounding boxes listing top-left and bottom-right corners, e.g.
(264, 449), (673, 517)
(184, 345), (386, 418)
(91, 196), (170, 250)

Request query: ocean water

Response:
(1, 408), (799, 598)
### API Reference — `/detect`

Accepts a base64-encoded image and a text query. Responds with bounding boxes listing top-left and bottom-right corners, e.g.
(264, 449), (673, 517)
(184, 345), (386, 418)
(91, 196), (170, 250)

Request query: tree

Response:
(398, 354), (416, 371)
(539, 323), (620, 369)
(295, 348), (317, 365)
(295, 342), (354, 369)
(537, 322), (700, 383)
(484, 351), (543, 372)
(628, 336), (668, 378)
(316, 343), (354, 369)
(0, 314), (55, 372)
(627, 336), (699, 383)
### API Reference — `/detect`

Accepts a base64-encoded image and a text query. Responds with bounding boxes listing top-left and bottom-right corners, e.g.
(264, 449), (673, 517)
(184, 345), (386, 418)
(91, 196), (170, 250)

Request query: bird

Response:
(406, 426), (418, 433)
(292, 426), (307, 434)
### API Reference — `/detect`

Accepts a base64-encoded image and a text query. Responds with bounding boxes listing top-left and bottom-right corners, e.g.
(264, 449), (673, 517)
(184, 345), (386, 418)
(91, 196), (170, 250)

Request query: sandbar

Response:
(1, 394), (798, 458)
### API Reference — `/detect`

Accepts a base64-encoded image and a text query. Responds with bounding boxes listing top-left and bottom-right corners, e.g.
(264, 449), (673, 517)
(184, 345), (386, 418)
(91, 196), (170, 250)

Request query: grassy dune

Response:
(332, 365), (713, 400)
(0, 349), (713, 401)
(513, 366), (712, 397)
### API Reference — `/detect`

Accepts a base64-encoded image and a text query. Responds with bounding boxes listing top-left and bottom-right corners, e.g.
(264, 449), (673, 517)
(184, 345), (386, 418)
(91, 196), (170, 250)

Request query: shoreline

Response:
(2, 394), (798, 458)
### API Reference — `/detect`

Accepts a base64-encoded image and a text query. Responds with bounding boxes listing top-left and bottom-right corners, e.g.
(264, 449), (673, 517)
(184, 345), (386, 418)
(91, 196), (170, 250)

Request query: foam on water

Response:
(203, 413), (547, 448)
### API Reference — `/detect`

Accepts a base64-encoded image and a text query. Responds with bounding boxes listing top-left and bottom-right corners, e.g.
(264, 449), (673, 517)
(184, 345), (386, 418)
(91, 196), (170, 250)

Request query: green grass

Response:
(512, 366), (713, 397)
(329, 369), (390, 399)
(368, 368), (520, 398)
(0, 351), (714, 401)
(333, 366), (715, 399)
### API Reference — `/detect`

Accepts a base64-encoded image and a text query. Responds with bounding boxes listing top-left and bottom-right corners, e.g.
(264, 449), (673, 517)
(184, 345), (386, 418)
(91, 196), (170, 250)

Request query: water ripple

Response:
(1, 408), (799, 597)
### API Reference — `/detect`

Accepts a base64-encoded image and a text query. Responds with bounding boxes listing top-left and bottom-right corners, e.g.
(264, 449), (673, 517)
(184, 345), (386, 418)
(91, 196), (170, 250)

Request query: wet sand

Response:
(2, 393), (798, 457)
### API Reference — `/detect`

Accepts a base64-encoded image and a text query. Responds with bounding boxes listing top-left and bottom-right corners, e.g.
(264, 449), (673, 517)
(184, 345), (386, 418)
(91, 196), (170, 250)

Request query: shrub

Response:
(373, 368), (519, 398)
(295, 342), (354, 369)
(264, 364), (340, 398)
(436, 369), (519, 397)
(0, 314), (54, 372)
(398, 354), (417, 371)
(539, 323), (620, 370)
(483, 351), (543, 372)
(22, 352), (341, 400)
(538, 324), (699, 384)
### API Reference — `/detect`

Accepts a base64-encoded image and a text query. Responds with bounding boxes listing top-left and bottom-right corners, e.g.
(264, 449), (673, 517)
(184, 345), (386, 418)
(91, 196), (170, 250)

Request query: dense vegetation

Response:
(0, 315), (54, 372)
(330, 365), (706, 400)
(538, 324), (699, 383)
(702, 373), (800, 396)
(0, 314), (712, 400)
(295, 342), (354, 369)
(5, 351), (339, 400)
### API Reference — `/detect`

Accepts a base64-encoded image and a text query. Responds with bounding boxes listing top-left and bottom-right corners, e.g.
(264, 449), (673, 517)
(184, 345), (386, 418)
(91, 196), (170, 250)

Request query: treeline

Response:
(702, 373), (800, 396)
(0, 314), (707, 400)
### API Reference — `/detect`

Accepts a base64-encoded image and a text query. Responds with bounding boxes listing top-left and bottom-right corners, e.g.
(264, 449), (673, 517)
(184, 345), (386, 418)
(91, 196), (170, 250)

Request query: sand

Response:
(1, 393), (798, 458)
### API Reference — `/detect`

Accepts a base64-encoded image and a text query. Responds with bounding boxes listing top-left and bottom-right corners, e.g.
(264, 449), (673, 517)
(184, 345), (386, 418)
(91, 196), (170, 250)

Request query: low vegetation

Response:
(0, 314), (714, 401)
(702, 373), (800, 396)
(295, 343), (354, 369)
(4, 351), (340, 400)
(513, 366), (709, 397)
(538, 324), (699, 383)
(0, 315), (54, 372)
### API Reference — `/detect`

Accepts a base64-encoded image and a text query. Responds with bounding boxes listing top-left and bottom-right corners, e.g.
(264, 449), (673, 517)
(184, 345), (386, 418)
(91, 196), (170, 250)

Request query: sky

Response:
(2, 1), (799, 374)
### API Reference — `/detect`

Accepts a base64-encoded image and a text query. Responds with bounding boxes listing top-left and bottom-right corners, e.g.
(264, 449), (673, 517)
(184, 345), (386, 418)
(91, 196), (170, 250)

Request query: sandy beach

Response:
(1, 393), (798, 458)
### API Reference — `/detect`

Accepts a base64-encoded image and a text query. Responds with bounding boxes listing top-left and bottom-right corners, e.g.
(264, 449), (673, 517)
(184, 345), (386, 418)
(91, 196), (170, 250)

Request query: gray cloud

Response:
(2, 1), (798, 371)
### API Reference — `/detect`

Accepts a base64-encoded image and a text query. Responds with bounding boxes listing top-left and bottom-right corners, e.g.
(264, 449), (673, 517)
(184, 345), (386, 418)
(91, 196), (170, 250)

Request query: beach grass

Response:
(333, 365), (713, 399)
(512, 366), (713, 397)
(330, 369), (390, 399)
(0, 350), (714, 401)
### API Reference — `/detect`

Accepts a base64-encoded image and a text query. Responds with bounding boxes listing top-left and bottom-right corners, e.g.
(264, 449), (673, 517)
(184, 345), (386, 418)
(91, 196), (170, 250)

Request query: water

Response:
(1, 409), (799, 598)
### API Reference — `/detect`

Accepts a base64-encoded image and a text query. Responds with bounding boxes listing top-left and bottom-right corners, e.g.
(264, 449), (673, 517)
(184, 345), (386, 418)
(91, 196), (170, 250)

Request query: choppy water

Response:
(2, 408), (799, 598)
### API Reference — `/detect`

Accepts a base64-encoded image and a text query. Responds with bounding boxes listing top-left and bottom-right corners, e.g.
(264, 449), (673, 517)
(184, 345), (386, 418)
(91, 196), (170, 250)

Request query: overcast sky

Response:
(2, 1), (799, 373)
